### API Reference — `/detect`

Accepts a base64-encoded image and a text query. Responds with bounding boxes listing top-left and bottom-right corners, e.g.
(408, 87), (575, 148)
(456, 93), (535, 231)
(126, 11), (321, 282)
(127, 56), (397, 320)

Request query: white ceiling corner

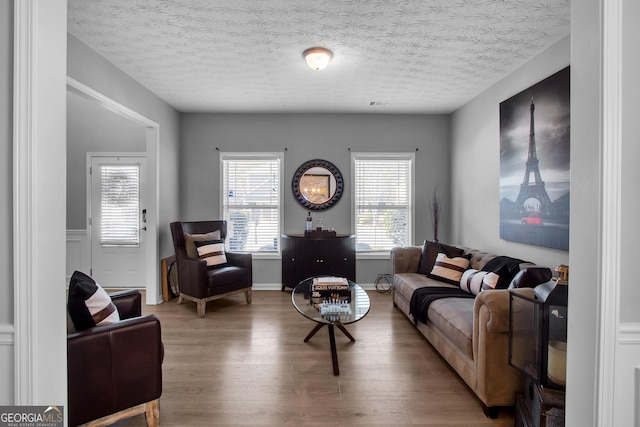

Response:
(67, 0), (570, 114)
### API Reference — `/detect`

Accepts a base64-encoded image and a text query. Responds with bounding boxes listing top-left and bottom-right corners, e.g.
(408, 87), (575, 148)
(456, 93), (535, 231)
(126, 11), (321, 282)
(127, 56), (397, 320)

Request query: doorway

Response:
(67, 77), (160, 304)
(88, 154), (148, 288)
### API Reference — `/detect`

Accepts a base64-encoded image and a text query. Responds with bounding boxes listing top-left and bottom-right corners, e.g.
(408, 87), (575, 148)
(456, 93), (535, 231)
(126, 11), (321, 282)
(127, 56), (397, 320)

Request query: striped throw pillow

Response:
(184, 230), (221, 259)
(428, 253), (470, 285)
(460, 269), (500, 295)
(67, 270), (120, 331)
(195, 240), (227, 267)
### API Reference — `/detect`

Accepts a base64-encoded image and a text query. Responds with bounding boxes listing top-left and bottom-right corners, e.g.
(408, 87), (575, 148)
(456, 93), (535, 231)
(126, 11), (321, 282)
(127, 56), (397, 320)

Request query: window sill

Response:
(356, 251), (391, 260)
(250, 252), (281, 260)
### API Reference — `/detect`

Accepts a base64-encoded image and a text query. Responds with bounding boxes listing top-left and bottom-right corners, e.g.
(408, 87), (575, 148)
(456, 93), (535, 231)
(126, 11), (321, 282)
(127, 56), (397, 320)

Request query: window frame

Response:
(351, 152), (415, 259)
(219, 152), (284, 259)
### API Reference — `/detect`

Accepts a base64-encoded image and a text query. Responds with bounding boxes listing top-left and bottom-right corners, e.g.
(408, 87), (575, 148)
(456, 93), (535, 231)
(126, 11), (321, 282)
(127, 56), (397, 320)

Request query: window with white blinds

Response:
(352, 153), (414, 253)
(221, 153), (282, 253)
(100, 164), (140, 246)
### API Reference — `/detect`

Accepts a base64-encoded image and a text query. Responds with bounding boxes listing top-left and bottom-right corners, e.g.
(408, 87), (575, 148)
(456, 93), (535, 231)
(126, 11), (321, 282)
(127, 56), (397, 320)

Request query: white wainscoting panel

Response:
(616, 323), (640, 426)
(636, 367), (640, 427)
(0, 324), (15, 404)
(66, 230), (88, 281)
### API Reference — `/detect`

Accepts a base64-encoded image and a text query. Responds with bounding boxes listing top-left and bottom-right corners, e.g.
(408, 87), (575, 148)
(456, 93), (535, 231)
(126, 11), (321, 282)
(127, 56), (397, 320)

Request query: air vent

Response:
(369, 101), (388, 106)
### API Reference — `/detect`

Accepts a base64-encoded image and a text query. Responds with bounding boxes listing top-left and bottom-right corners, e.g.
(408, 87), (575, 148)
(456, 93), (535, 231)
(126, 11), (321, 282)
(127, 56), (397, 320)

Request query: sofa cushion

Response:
(428, 298), (475, 359)
(195, 239), (227, 267)
(206, 266), (248, 291)
(393, 273), (454, 302)
(67, 271), (120, 331)
(184, 230), (221, 259)
(428, 253), (470, 285)
(417, 240), (464, 274)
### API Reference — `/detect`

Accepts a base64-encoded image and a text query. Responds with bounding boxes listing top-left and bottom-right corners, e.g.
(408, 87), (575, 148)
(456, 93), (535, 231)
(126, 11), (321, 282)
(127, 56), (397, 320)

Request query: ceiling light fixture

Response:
(303, 47), (333, 71)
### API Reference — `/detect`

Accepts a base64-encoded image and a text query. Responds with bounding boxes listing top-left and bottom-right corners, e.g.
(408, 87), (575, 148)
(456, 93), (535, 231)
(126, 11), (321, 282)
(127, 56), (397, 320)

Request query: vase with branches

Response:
(430, 186), (442, 243)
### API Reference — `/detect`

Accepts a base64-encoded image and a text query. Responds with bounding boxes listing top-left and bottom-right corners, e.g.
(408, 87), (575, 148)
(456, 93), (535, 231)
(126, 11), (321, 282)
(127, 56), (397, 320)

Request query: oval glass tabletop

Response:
(291, 277), (370, 325)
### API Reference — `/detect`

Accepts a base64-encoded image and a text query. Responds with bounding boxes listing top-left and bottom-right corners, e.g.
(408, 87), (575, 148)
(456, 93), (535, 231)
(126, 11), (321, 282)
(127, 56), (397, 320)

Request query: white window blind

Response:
(353, 153), (414, 252)
(221, 153), (282, 253)
(100, 164), (140, 246)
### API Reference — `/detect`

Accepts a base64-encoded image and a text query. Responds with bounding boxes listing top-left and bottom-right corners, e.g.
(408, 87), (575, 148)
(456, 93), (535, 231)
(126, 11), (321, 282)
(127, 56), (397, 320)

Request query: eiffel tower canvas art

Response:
(499, 67), (570, 250)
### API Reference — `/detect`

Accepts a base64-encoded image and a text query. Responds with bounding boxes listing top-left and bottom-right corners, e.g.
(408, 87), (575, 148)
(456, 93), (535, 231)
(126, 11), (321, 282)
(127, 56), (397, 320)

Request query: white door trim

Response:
(67, 77), (161, 304)
(13, 0), (67, 405)
(598, 0), (623, 425)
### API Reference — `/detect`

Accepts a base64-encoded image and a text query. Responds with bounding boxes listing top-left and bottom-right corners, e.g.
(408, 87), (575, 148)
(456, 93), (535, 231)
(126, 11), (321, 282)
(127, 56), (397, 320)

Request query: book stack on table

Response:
(310, 277), (351, 310)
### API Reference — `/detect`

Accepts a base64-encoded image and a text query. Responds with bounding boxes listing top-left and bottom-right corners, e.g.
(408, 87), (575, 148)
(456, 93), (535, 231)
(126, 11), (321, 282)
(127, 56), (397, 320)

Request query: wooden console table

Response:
(281, 234), (355, 291)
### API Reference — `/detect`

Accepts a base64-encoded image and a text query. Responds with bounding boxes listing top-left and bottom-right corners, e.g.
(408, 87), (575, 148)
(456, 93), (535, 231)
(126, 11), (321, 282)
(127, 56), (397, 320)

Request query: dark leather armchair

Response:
(170, 220), (252, 318)
(67, 289), (162, 427)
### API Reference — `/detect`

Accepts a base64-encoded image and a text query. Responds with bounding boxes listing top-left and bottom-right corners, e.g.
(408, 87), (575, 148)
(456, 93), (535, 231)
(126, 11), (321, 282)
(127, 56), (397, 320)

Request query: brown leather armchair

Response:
(67, 289), (163, 427)
(170, 220), (252, 318)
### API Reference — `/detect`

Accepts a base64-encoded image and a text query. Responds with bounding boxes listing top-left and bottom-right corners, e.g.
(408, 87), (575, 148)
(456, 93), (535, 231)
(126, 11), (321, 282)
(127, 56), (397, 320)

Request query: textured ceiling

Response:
(67, 0), (570, 114)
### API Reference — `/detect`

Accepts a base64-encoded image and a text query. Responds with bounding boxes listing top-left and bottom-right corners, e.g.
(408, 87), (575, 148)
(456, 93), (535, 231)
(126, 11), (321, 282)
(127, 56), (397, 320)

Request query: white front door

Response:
(89, 155), (147, 288)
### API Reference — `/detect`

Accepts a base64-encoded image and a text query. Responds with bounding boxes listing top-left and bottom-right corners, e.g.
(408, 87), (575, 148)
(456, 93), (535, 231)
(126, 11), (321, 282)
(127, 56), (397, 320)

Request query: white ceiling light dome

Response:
(303, 47), (333, 71)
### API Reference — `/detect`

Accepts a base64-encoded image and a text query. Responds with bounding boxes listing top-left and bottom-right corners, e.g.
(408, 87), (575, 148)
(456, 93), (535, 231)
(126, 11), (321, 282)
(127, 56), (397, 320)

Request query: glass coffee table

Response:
(292, 277), (370, 375)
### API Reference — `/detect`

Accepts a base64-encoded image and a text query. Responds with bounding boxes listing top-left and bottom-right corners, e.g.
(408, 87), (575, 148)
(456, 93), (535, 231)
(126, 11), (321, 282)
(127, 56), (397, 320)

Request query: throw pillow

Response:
(428, 253), (470, 285)
(481, 256), (531, 289)
(184, 230), (221, 259)
(480, 271), (501, 291)
(509, 267), (553, 289)
(195, 239), (227, 267)
(417, 240), (465, 275)
(460, 269), (500, 295)
(67, 271), (120, 331)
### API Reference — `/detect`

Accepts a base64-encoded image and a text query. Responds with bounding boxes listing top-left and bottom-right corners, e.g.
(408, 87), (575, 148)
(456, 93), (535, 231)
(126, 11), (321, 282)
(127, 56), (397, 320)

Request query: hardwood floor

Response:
(113, 290), (515, 426)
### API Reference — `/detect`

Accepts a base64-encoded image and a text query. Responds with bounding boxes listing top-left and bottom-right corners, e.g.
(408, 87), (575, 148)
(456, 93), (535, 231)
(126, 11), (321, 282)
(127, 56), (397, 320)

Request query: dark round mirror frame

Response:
(292, 159), (344, 211)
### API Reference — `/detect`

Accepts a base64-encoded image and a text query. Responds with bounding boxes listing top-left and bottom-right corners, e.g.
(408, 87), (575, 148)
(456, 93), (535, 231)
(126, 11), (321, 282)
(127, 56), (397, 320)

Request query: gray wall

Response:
(619, 0), (640, 323)
(67, 34), (181, 257)
(451, 36), (570, 269)
(179, 113), (451, 285)
(67, 90), (146, 229)
(0, 0), (13, 404)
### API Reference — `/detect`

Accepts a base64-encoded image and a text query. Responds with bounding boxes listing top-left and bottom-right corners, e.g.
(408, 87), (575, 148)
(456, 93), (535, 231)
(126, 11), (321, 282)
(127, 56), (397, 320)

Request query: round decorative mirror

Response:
(292, 159), (344, 211)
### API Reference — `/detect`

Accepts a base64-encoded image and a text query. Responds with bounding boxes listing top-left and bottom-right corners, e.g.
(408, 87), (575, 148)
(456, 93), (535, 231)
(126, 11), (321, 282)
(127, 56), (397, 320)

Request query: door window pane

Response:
(100, 164), (140, 246)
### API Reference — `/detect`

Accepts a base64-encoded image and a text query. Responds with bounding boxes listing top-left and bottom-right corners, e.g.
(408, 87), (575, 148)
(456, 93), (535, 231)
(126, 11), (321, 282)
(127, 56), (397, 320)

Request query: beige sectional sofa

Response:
(391, 242), (550, 417)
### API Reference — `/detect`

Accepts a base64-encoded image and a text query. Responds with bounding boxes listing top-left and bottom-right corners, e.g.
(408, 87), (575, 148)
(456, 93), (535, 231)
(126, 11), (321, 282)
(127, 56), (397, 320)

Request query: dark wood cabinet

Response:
(281, 234), (356, 291)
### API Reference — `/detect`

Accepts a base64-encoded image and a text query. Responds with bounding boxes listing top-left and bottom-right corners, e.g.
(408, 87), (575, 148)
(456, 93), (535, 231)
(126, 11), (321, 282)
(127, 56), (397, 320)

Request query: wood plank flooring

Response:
(112, 290), (515, 426)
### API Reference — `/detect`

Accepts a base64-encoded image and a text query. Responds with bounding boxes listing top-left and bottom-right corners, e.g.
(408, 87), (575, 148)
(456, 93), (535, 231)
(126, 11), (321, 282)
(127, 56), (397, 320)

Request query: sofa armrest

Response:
(176, 256), (209, 295)
(390, 246), (421, 275)
(226, 251), (253, 287)
(68, 314), (163, 426)
(473, 289), (512, 334)
(226, 251), (252, 270)
(109, 289), (142, 319)
(473, 289), (526, 407)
